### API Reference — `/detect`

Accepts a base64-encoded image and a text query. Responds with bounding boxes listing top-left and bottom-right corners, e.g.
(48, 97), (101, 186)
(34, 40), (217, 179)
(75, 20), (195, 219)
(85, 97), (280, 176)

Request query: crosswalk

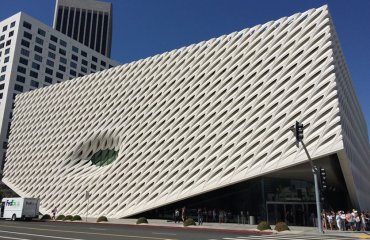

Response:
(220, 234), (358, 240)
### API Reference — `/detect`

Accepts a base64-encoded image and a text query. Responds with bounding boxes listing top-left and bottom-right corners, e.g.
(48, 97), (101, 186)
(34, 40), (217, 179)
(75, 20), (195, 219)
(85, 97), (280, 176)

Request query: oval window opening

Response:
(90, 149), (119, 166)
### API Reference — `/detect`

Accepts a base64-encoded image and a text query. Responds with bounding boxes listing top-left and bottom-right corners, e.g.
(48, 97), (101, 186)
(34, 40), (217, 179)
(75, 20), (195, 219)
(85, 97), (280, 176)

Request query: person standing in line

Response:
(336, 211), (341, 230)
(181, 206), (186, 222)
(51, 207), (57, 221)
(174, 209), (180, 223)
(197, 208), (203, 225)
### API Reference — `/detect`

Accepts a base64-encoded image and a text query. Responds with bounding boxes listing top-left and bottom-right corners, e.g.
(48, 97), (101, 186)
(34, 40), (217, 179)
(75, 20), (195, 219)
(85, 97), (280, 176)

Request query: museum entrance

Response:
(266, 201), (317, 226)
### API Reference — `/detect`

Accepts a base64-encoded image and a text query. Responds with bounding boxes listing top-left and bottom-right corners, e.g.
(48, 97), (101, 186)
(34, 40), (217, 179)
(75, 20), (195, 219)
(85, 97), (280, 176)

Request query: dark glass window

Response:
(30, 80), (39, 88)
(19, 57), (28, 65)
(38, 28), (46, 36)
(9, 31), (14, 37)
(101, 13), (108, 56)
(0, 43), (4, 49)
(45, 68), (53, 75)
(45, 76), (53, 83)
(101, 60), (106, 67)
(0, 84), (4, 90)
(62, 6), (69, 33)
(96, 12), (103, 53)
(56, 72), (63, 79)
(0, 35), (4, 41)
(14, 84), (24, 92)
(60, 56), (67, 64)
(91, 63), (96, 70)
(46, 59), (54, 67)
(20, 48), (29, 57)
(81, 50), (87, 57)
(17, 66), (26, 74)
(34, 54), (42, 62)
(79, 10), (86, 43)
(23, 21), (32, 29)
(70, 61), (77, 69)
(48, 52), (56, 59)
(5, 48), (10, 54)
(23, 31), (32, 40)
(34, 45), (43, 54)
(4, 56), (9, 63)
(73, 9), (80, 39)
(2, 26), (7, 32)
(59, 48), (66, 55)
(60, 39), (67, 47)
(71, 54), (78, 61)
(67, 8), (74, 36)
(16, 75), (25, 83)
(59, 65), (66, 72)
(84, 11), (91, 46)
(0, 75), (5, 81)
(49, 43), (56, 51)
(1, 66), (6, 73)
(10, 21), (16, 28)
(56, 6), (63, 30)
(81, 66), (87, 73)
(72, 46), (78, 53)
(81, 59), (87, 66)
(35, 37), (43, 45)
(90, 11), (97, 49)
(92, 56), (97, 62)
(32, 62), (40, 70)
(30, 70), (38, 78)
(21, 39), (30, 48)
(50, 35), (58, 42)
(5, 40), (11, 46)
(70, 69), (76, 76)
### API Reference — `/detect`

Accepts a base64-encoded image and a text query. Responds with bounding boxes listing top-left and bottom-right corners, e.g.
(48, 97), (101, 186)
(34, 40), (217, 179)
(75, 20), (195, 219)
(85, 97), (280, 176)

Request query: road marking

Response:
(222, 234), (358, 239)
(0, 224), (177, 240)
(0, 236), (31, 240)
(152, 232), (177, 236)
(0, 230), (84, 240)
(88, 227), (106, 231)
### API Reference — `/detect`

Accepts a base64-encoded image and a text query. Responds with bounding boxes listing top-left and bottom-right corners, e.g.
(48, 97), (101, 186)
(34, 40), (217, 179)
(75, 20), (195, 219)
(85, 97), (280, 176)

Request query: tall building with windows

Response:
(53, 0), (113, 57)
(0, 12), (118, 171)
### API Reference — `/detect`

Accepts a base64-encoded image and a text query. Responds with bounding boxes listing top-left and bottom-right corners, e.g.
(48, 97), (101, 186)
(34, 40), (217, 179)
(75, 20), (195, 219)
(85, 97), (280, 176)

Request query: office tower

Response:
(3, 6), (370, 222)
(53, 0), (113, 57)
(0, 12), (118, 171)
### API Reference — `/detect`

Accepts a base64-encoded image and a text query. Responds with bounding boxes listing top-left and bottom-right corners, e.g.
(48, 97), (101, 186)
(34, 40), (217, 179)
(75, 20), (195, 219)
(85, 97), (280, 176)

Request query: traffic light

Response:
(319, 167), (327, 191)
(295, 121), (304, 142)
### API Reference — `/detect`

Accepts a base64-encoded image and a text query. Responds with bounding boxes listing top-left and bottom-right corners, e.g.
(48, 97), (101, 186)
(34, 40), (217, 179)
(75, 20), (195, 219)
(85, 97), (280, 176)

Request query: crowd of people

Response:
(321, 209), (369, 231)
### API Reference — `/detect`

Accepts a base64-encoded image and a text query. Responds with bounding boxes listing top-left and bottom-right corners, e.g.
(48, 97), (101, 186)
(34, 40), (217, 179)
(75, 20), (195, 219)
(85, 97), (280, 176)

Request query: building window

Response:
(91, 63), (96, 70)
(21, 39), (30, 48)
(34, 45), (43, 54)
(0, 75), (5, 81)
(0, 84), (4, 90)
(59, 65), (66, 72)
(5, 48), (10, 55)
(45, 68), (53, 75)
(60, 39), (67, 47)
(92, 56), (97, 62)
(50, 35), (58, 42)
(17, 66), (26, 74)
(8, 31), (14, 37)
(14, 84), (23, 92)
(16, 75), (25, 83)
(81, 50), (87, 57)
(46, 59), (54, 67)
(4, 56), (9, 63)
(1, 66), (6, 73)
(59, 48), (66, 55)
(71, 54), (78, 61)
(32, 62), (40, 70)
(56, 72), (63, 79)
(44, 76), (52, 83)
(101, 60), (106, 67)
(60, 56), (67, 64)
(10, 21), (16, 28)
(30, 80), (39, 88)
(2, 26), (7, 32)
(5, 40), (11, 46)
(38, 28), (46, 36)
(70, 61), (77, 69)
(34, 54), (42, 62)
(23, 21), (32, 30)
(19, 57), (28, 65)
(72, 46), (78, 53)
(49, 43), (56, 51)
(0, 93), (3, 99)
(81, 59), (87, 66)
(35, 37), (44, 45)
(48, 52), (56, 59)
(0, 43), (4, 49)
(0, 35), (4, 41)
(30, 70), (38, 78)
(81, 66), (87, 73)
(70, 69), (76, 76)
(20, 48), (30, 57)
(23, 31), (32, 40)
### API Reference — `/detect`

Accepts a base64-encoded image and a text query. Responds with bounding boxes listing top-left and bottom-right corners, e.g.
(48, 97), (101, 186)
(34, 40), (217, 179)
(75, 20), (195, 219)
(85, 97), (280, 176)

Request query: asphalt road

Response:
(0, 220), (262, 240)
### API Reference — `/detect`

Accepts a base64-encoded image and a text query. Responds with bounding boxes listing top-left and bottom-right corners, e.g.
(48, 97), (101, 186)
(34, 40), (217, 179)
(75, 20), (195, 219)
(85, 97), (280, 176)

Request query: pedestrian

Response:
(51, 207), (57, 221)
(174, 209), (180, 223)
(181, 206), (186, 222)
(336, 211), (341, 230)
(197, 208), (203, 225)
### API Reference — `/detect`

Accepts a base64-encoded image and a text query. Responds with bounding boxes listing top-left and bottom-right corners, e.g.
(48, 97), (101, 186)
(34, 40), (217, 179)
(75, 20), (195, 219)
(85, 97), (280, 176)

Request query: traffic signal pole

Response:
(291, 122), (323, 234)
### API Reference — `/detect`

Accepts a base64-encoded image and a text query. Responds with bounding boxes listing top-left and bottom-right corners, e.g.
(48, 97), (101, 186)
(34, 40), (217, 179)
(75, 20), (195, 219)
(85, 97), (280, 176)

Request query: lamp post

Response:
(291, 122), (323, 234)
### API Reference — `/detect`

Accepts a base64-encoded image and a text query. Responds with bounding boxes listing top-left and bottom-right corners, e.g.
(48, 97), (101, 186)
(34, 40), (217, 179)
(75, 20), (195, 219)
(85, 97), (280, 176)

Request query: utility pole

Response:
(291, 121), (323, 234)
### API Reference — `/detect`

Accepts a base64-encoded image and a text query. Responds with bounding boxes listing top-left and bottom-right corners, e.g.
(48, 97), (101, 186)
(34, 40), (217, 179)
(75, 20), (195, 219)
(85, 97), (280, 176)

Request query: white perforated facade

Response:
(3, 5), (370, 217)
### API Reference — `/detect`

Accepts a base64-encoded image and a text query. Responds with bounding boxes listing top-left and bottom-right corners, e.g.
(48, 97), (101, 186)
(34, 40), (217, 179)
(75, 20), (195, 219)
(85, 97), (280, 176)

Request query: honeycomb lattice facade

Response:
(3, 5), (370, 217)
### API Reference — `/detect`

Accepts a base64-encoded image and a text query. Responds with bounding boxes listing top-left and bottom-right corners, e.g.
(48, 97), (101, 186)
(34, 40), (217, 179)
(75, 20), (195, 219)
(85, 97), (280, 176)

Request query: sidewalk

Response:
(77, 217), (370, 238)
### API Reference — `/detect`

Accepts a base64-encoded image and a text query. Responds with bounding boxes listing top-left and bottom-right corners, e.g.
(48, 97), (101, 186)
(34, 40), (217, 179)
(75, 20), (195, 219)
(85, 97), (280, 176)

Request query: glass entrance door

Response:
(266, 201), (316, 226)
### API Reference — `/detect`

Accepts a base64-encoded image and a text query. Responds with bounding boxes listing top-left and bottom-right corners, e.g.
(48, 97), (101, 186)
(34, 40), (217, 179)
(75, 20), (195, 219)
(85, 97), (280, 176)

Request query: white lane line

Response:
(0, 236), (31, 240)
(0, 230), (85, 240)
(151, 232), (177, 236)
(88, 227), (106, 231)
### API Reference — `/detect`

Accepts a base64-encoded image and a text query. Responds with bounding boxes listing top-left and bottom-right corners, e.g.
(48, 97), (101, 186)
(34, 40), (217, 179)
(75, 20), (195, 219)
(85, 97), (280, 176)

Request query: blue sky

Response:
(1, 0), (370, 140)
